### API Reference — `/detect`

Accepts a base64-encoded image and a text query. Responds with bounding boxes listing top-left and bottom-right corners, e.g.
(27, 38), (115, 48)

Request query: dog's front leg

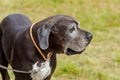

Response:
(14, 73), (32, 80)
(44, 75), (52, 80)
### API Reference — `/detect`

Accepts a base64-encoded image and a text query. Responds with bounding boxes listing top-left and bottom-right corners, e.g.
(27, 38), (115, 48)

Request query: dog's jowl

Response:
(0, 14), (92, 80)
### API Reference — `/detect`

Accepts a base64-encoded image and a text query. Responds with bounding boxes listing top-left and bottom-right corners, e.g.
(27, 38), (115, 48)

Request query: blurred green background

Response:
(0, 0), (120, 80)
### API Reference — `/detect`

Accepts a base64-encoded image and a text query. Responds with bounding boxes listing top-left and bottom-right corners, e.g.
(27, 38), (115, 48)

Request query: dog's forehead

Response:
(53, 15), (78, 26)
(55, 15), (76, 22)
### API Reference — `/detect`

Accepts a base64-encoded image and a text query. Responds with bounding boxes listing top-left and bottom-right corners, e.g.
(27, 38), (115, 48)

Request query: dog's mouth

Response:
(66, 48), (85, 55)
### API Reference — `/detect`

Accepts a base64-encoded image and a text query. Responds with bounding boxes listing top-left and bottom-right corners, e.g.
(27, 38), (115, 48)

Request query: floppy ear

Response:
(37, 25), (52, 50)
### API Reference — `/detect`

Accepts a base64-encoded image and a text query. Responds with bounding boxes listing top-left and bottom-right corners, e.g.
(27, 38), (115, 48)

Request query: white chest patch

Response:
(31, 59), (51, 80)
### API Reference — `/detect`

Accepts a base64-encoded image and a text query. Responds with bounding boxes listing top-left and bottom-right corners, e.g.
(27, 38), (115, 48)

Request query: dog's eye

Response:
(69, 27), (75, 33)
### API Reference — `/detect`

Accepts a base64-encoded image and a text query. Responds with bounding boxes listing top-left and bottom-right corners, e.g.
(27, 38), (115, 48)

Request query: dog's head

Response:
(35, 15), (93, 55)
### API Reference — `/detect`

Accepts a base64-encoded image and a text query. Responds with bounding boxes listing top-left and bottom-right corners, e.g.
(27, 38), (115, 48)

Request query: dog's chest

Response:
(31, 59), (51, 80)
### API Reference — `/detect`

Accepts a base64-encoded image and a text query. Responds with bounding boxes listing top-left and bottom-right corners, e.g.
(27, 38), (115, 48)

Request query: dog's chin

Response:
(65, 48), (85, 55)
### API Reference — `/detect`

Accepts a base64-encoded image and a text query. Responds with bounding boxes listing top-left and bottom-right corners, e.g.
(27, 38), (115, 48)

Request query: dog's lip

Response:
(66, 48), (85, 55)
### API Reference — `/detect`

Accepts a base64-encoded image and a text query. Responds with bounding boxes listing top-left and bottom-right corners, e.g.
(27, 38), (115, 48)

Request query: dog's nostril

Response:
(86, 32), (93, 40)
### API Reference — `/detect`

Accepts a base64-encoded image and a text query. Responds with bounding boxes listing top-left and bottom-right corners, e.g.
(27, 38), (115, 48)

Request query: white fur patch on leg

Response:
(31, 59), (51, 80)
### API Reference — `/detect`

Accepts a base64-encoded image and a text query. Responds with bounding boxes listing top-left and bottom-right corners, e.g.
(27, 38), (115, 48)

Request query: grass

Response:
(0, 0), (120, 80)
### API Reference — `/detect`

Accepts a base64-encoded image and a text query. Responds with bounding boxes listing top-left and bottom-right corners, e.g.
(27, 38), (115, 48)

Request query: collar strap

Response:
(30, 23), (47, 61)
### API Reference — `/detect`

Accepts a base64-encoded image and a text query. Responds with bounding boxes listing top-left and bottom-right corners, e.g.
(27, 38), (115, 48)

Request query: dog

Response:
(0, 14), (92, 80)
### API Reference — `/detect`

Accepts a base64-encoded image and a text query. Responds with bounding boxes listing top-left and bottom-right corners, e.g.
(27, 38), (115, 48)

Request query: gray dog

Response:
(0, 14), (92, 80)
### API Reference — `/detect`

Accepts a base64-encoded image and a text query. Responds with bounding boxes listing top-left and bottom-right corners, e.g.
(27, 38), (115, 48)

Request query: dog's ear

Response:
(37, 24), (52, 50)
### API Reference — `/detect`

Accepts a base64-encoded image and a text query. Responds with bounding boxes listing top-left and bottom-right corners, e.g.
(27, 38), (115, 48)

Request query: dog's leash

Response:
(0, 65), (32, 73)
(0, 53), (52, 74)
(30, 22), (50, 61)
(0, 23), (53, 73)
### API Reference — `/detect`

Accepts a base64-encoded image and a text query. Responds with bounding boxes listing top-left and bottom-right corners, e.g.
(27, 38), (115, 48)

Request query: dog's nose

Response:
(86, 32), (93, 40)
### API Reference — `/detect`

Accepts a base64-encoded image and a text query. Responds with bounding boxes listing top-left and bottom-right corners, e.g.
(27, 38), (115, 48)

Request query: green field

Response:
(0, 0), (120, 80)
